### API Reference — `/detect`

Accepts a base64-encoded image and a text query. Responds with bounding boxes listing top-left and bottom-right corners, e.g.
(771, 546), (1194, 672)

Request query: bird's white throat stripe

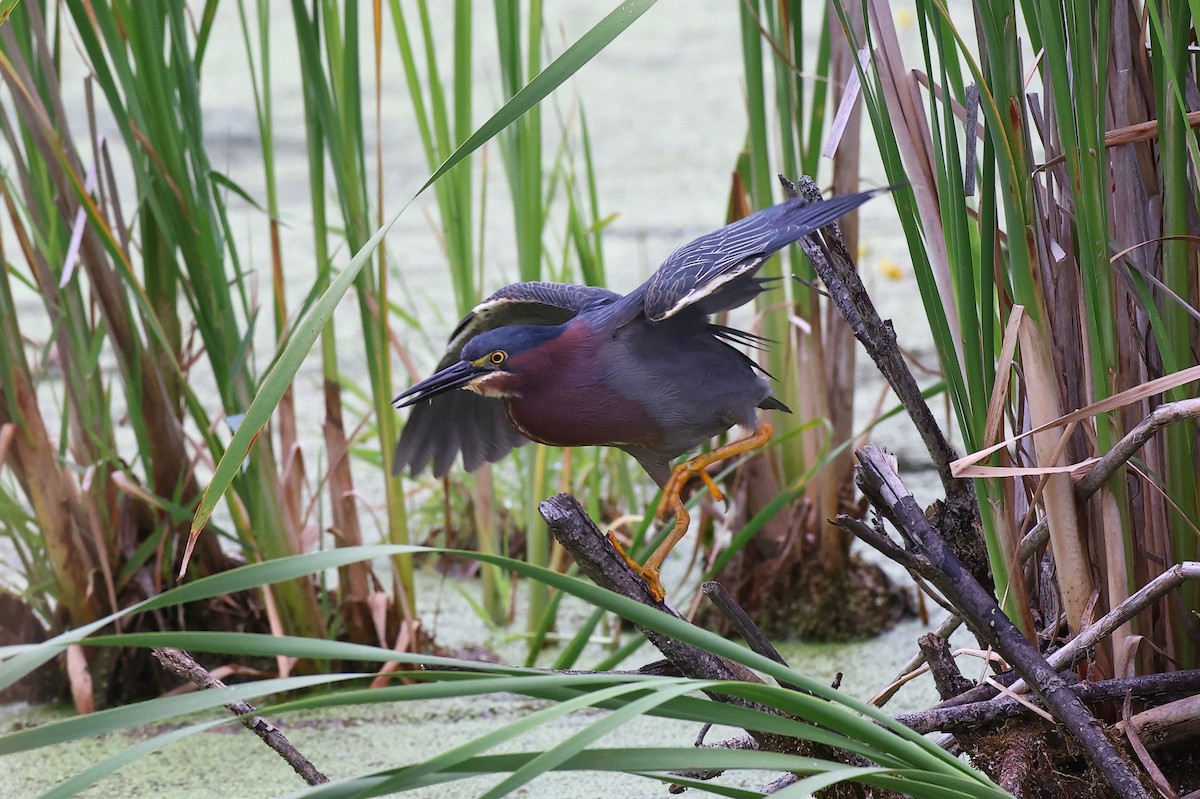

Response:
(466, 371), (516, 398)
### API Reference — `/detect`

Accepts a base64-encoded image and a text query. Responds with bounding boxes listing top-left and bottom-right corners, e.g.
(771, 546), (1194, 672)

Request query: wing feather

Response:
(642, 188), (888, 322)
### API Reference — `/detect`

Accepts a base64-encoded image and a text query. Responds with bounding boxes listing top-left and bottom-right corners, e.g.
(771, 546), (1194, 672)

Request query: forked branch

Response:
(844, 445), (1153, 799)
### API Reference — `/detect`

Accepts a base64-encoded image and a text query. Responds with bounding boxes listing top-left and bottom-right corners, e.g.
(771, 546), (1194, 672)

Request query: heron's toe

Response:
(638, 566), (666, 603)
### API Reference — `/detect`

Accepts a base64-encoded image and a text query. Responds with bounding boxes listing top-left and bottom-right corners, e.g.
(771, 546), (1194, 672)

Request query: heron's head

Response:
(394, 324), (566, 407)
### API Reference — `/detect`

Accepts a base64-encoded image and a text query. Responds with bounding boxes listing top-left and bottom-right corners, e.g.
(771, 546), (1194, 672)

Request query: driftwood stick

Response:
(781, 178), (972, 506)
(848, 445), (1152, 799)
(152, 648), (328, 786)
(783, 176), (989, 590)
(700, 581), (807, 694)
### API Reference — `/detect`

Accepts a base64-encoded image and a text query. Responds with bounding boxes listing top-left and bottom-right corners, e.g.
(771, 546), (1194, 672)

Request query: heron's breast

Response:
(501, 321), (664, 448)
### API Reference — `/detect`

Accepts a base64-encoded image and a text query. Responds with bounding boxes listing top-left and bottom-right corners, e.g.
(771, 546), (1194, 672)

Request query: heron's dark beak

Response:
(393, 360), (486, 408)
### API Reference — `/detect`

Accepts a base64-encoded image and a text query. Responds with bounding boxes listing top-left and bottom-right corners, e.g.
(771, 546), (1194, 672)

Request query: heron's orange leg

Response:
(635, 493), (689, 601)
(654, 423), (775, 522)
(617, 422), (775, 601)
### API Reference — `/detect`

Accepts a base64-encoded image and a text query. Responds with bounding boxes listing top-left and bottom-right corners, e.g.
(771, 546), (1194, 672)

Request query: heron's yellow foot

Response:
(629, 497), (692, 602)
(606, 531), (667, 602)
(642, 425), (778, 600)
(606, 530), (640, 572)
(638, 566), (666, 603)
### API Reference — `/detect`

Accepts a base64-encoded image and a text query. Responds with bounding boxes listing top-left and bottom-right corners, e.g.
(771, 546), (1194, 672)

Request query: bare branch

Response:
(1019, 399), (1200, 562)
(852, 445), (1152, 799)
(152, 648), (327, 787)
(1007, 562), (1200, 694)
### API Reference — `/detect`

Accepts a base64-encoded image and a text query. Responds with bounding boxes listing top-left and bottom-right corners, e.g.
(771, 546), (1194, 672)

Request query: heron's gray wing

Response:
(640, 188), (888, 322)
(443, 282), (621, 355)
(392, 389), (528, 478)
(392, 282), (621, 478)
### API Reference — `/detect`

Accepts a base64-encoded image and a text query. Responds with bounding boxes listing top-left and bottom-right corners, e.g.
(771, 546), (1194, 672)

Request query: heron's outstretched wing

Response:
(639, 188), (889, 322)
(392, 282), (621, 478)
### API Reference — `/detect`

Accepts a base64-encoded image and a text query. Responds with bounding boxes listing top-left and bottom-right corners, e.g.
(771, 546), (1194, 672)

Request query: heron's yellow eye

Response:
(490, 350), (507, 365)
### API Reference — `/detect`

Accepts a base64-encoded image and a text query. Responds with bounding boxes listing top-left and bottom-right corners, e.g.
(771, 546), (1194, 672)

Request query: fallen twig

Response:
(700, 581), (806, 693)
(152, 648), (328, 787)
(780, 176), (988, 592)
(893, 669), (1200, 734)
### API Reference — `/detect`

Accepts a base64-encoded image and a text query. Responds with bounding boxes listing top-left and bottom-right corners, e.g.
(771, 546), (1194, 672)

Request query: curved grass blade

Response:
(772, 766), (890, 798)
(287, 748), (992, 799)
(370, 679), (701, 796)
(446, 547), (987, 781)
(9, 541), (971, 780)
(12, 542), (970, 777)
(5, 544), (1000, 793)
(4, 544), (1005, 797)
(476, 680), (707, 798)
(0, 673), (363, 756)
(0, 545), (425, 691)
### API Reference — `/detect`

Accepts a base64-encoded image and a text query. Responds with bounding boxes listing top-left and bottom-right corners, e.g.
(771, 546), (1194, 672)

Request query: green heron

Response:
(393, 187), (886, 599)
